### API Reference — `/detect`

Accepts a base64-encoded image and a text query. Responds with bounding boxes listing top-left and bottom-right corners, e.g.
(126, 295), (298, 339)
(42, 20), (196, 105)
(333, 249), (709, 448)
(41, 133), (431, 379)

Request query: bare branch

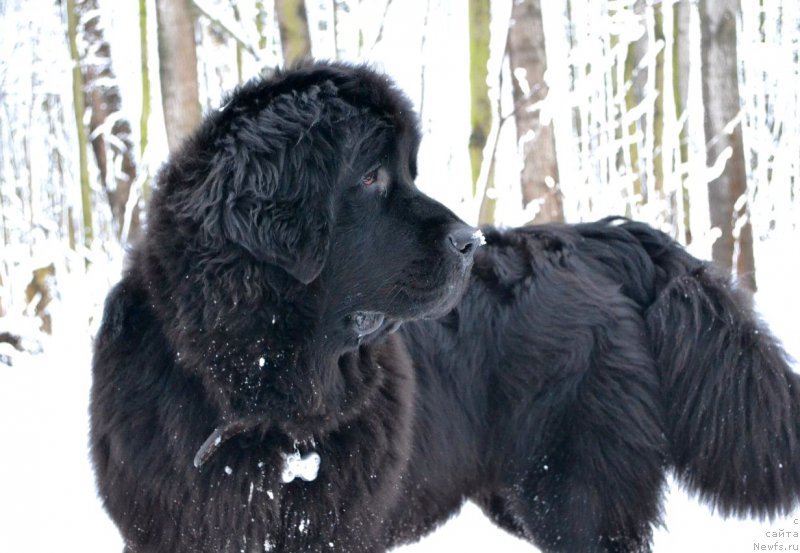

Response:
(191, 0), (262, 61)
(367, 0), (394, 53)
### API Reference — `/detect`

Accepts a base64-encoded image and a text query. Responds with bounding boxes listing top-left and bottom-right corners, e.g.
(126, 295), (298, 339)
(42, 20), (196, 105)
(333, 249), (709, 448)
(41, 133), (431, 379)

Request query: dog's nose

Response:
(447, 227), (483, 258)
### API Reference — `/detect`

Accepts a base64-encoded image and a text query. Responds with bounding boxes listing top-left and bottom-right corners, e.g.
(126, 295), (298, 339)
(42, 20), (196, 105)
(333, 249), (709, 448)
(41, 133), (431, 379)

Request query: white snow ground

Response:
(0, 233), (797, 553)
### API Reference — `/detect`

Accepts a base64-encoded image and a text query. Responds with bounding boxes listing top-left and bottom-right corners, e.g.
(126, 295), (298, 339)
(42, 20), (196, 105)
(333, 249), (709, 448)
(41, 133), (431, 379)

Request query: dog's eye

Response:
(361, 170), (378, 187)
(359, 166), (389, 192)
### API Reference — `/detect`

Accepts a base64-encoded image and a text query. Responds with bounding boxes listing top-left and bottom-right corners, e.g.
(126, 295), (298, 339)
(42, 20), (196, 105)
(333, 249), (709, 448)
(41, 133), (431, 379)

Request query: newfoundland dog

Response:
(91, 62), (800, 553)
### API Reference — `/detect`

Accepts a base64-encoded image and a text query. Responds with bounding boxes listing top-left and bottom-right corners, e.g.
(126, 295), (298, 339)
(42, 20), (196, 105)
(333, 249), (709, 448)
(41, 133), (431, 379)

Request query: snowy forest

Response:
(0, 0), (799, 551)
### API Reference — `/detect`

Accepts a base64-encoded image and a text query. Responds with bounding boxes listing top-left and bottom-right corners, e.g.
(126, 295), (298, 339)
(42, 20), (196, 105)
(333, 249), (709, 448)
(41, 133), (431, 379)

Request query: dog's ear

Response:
(188, 85), (344, 284)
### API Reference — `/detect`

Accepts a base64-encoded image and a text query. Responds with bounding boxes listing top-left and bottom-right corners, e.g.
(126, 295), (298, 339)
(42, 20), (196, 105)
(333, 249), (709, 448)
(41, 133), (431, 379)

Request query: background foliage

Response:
(0, 0), (798, 360)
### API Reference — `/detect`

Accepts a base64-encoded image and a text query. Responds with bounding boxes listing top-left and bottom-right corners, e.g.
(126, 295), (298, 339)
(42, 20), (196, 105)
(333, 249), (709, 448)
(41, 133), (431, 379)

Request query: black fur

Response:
(90, 62), (800, 553)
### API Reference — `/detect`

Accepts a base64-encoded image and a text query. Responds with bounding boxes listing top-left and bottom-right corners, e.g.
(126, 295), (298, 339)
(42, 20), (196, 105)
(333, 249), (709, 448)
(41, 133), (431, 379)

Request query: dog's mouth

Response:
(344, 270), (471, 341)
(367, 256), (473, 327)
(415, 261), (474, 319)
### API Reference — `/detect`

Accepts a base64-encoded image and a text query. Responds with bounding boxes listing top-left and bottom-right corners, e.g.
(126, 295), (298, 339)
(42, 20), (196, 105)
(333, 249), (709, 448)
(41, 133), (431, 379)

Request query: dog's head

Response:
(146, 62), (478, 370)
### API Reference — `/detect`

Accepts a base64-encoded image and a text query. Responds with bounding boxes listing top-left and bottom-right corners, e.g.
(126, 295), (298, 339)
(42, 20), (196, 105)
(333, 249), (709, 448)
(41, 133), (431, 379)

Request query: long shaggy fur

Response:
(90, 62), (800, 553)
(632, 222), (800, 517)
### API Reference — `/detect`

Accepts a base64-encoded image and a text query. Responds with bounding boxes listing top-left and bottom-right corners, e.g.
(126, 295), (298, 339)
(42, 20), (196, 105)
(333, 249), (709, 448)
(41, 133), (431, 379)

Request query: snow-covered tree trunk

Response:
(700, 0), (756, 290)
(78, 0), (142, 242)
(507, 0), (563, 224)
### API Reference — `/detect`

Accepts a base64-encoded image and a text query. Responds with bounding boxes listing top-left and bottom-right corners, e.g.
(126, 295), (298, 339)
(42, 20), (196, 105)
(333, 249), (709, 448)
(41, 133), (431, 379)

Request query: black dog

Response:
(91, 62), (800, 553)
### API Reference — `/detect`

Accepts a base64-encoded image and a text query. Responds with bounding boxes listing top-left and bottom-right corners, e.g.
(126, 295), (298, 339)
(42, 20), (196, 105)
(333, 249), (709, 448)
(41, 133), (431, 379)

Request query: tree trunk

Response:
(275, 0), (311, 66)
(507, 0), (563, 224)
(255, 0), (269, 50)
(653, 4), (665, 198)
(232, 4), (244, 83)
(77, 0), (142, 242)
(674, 0), (691, 243)
(66, 0), (93, 249)
(468, 0), (494, 224)
(699, 0), (756, 290)
(624, 0), (648, 204)
(140, 0), (152, 204)
(156, 0), (202, 152)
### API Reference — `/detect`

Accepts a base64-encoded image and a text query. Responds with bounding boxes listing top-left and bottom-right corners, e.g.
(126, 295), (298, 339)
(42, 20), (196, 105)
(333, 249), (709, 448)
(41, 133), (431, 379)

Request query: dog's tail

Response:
(617, 219), (800, 519)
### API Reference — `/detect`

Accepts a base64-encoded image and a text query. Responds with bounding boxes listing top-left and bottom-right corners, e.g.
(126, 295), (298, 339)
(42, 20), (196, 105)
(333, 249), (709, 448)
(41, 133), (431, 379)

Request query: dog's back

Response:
(452, 219), (799, 551)
(528, 217), (800, 517)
